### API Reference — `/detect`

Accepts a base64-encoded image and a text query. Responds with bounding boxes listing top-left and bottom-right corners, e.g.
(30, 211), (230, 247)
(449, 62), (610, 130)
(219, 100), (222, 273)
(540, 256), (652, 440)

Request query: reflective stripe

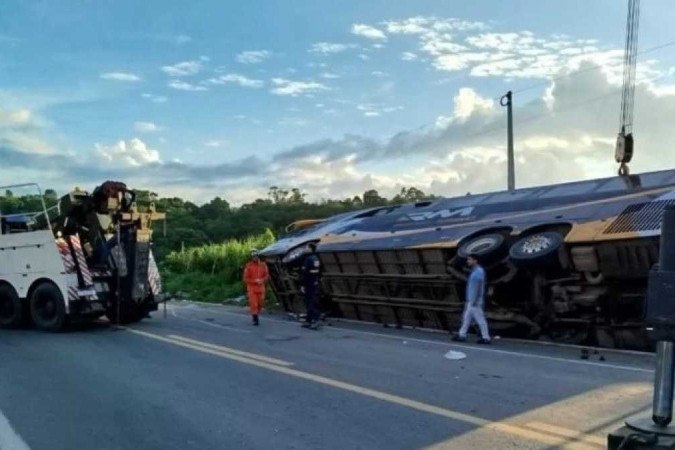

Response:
(148, 250), (162, 295)
(69, 235), (93, 287)
(56, 238), (75, 273)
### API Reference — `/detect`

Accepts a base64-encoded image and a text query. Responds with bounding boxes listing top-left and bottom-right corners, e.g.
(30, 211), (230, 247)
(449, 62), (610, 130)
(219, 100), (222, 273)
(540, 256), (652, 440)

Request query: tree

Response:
(391, 186), (430, 204)
(268, 186), (289, 204)
(288, 188), (306, 204)
(44, 189), (58, 201)
(200, 196), (230, 216)
(363, 189), (386, 206)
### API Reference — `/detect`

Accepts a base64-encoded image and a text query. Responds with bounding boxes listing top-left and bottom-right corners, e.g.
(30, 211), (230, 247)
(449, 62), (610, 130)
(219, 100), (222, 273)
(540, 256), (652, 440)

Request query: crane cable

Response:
(617, 0), (640, 176)
(620, 0), (640, 135)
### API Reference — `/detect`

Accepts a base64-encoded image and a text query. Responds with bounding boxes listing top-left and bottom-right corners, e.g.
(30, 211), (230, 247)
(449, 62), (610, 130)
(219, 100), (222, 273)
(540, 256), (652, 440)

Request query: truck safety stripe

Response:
(56, 238), (76, 273)
(148, 250), (161, 295)
(68, 235), (93, 287)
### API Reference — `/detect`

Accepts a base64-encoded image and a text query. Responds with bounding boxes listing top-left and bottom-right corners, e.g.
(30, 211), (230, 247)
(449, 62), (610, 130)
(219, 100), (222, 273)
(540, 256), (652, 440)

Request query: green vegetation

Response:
(162, 230), (276, 303)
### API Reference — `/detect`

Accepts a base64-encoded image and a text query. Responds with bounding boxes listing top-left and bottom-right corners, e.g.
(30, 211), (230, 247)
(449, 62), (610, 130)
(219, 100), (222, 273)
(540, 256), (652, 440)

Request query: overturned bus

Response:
(260, 169), (675, 350)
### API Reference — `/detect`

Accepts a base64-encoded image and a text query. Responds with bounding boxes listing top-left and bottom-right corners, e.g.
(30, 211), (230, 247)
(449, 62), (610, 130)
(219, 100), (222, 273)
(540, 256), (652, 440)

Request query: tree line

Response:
(0, 185), (437, 261)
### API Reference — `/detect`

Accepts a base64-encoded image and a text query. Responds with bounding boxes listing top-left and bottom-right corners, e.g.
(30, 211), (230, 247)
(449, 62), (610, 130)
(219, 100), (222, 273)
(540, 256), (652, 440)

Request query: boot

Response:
(252, 314), (259, 326)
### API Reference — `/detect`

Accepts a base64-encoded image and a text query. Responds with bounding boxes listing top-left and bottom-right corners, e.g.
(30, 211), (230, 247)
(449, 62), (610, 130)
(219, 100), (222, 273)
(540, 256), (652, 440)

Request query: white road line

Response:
(0, 408), (30, 450)
(171, 303), (653, 374)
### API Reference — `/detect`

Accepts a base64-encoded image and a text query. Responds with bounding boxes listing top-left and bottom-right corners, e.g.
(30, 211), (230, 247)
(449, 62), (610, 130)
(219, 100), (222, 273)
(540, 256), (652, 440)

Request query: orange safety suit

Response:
(243, 259), (269, 315)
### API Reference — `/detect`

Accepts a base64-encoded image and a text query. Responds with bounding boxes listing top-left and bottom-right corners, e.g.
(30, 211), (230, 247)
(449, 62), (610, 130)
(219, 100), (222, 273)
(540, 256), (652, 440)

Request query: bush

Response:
(161, 229), (277, 303)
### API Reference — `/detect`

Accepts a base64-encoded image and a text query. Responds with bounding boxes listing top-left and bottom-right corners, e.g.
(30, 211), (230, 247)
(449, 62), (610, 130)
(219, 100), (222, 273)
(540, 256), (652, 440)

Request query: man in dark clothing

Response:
(300, 242), (321, 329)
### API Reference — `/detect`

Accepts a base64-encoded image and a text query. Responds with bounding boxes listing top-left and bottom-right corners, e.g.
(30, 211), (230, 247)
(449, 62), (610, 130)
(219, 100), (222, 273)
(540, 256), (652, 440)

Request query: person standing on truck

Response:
(452, 253), (491, 344)
(300, 243), (321, 330)
(243, 249), (269, 326)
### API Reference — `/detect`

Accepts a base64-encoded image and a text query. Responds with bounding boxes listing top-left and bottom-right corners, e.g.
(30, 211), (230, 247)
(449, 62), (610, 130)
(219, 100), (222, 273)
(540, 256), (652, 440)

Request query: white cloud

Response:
(0, 109), (32, 127)
(141, 93), (168, 103)
(95, 138), (160, 167)
(321, 72), (340, 79)
(0, 107), (53, 155)
(435, 87), (504, 128)
(310, 42), (356, 54)
(371, 71), (388, 77)
(357, 103), (403, 117)
(204, 140), (223, 148)
(161, 60), (203, 77)
(351, 24), (387, 41)
(270, 78), (329, 96)
(134, 121), (162, 133)
(168, 80), (207, 91)
(177, 35), (192, 44)
(259, 62), (672, 203)
(371, 16), (618, 80)
(384, 17), (486, 35)
(100, 72), (141, 82)
(236, 50), (272, 64)
(278, 118), (309, 127)
(207, 74), (264, 88)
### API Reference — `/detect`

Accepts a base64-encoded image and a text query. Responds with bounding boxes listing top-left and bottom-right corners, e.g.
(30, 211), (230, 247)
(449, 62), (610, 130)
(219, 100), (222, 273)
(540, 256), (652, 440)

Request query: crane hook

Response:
(618, 162), (630, 176)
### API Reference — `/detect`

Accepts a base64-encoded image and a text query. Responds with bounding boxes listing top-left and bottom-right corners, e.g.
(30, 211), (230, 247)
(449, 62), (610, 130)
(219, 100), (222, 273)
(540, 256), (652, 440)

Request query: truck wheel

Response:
(509, 231), (564, 269)
(456, 233), (507, 266)
(0, 284), (23, 328)
(30, 283), (66, 331)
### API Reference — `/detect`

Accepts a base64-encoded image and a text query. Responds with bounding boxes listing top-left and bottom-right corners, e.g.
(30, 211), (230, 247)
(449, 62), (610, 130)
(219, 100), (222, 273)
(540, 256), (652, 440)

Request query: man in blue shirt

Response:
(452, 253), (491, 344)
(300, 242), (321, 330)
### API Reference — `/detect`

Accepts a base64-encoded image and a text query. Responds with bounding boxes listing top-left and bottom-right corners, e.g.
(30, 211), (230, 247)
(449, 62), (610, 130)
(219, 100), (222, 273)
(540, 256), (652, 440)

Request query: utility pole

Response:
(500, 91), (515, 191)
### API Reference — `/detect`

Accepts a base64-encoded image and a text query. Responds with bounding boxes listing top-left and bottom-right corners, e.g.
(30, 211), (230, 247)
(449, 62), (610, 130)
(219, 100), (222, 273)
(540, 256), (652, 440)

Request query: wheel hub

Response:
(521, 235), (551, 254)
(467, 237), (498, 253)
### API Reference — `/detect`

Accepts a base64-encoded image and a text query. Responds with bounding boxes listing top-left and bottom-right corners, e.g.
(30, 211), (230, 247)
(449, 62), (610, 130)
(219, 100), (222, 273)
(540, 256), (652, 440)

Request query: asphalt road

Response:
(0, 301), (657, 450)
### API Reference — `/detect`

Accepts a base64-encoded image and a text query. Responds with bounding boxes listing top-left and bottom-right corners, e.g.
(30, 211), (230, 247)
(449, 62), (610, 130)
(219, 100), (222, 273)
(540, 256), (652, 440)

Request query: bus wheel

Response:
(509, 231), (564, 269)
(30, 283), (66, 331)
(0, 284), (23, 328)
(457, 233), (508, 266)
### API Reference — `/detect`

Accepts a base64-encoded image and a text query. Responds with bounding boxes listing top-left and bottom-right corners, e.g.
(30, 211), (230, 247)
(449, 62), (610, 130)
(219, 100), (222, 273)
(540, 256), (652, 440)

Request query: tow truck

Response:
(0, 181), (165, 330)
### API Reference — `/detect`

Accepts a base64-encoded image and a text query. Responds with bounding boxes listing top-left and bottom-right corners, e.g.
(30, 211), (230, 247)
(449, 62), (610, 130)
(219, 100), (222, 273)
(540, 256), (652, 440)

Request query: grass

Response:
(161, 229), (278, 304)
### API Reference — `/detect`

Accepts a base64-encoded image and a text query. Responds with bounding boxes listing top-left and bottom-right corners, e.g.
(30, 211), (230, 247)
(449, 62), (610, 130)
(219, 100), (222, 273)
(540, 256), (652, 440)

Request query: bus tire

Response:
(509, 231), (564, 269)
(457, 233), (507, 266)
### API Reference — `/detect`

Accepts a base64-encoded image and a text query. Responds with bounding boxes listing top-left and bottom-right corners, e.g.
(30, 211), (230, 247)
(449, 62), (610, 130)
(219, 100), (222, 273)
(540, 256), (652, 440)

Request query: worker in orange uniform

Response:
(243, 249), (269, 326)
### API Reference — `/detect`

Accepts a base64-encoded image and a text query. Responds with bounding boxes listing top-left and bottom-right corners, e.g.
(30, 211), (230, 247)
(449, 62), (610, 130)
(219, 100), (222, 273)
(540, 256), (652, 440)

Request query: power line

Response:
(442, 70), (669, 148)
(503, 37), (675, 100)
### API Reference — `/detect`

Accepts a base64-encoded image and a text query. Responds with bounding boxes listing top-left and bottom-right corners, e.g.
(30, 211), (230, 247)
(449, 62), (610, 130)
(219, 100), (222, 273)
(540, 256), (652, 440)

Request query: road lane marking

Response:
(167, 334), (292, 366)
(173, 304), (653, 374)
(525, 422), (606, 446)
(0, 408), (30, 450)
(127, 327), (605, 448)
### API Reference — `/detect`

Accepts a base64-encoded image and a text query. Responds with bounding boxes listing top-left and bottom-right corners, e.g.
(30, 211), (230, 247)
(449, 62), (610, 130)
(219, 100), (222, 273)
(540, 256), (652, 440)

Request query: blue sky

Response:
(1, 0), (675, 204)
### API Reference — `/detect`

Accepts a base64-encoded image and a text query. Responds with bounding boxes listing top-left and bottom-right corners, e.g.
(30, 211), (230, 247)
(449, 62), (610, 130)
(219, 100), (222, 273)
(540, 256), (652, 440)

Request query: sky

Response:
(1, 0), (675, 205)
